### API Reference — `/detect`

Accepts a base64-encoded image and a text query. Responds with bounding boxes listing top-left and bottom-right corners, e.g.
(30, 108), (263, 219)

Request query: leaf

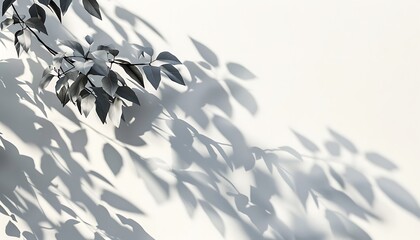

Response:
(29, 4), (46, 23)
(85, 35), (94, 45)
(116, 86), (139, 105)
(58, 39), (84, 55)
(329, 166), (345, 189)
(52, 52), (65, 69)
(190, 37), (219, 67)
(40, 73), (54, 89)
(89, 62), (109, 76)
(93, 88), (110, 123)
(25, 17), (47, 34)
(226, 62), (256, 80)
(2, 0), (16, 16)
(69, 74), (88, 101)
(97, 45), (119, 56)
(161, 64), (184, 85)
(277, 146), (303, 160)
(91, 50), (108, 61)
(14, 30), (22, 56)
(5, 220), (20, 237)
(82, 0), (101, 19)
(156, 51), (181, 65)
(38, 0), (51, 6)
(60, 0), (72, 15)
(17, 29), (31, 52)
(1, 18), (14, 30)
(101, 72), (119, 97)
(56, 85), (70, 106)
(120, 63), (144, 87)
(81, 92), (96, 116)
(48, 1), (61, 22)
(143, 65), (161, 89)
(132, 44), (153, 58)
(73, 60), (94, 75)
(108, 98), (123, 127)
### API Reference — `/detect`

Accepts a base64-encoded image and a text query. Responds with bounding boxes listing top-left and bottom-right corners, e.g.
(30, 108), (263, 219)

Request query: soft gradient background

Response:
(0, 0), (419, 239)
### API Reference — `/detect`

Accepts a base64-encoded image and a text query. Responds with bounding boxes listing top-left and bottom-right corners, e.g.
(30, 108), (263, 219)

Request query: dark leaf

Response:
(82, 0), (101, 19)
(2, 0), (16, 16)
(38, 0), (51, 6)
(120, 63), (144, 87)
(143, 65), (161, 89)
(25, 17), (47, 34)
(59, 39), (84, 55)
(156, 51), (181, 65)
(56, 85), (70, 106)
(97, 45), (119, 56)
(48, 1), (61, 22)
(29, 4), (46, 23)
(5, 220), (20, 237)
(89, 62), (109, 76)
(116, 86), (139, 105)
(14, 30), (22, 56)
(161, 64), (184, 85)
(60, 0), (72, 15)
(94, 88), (110, 123)
(101, 71), (119, 97)
(85, 35), (94, 45)
(226, 62), (256, 80)
(1, 18), (14, 30)
(69, 74), (88, 101)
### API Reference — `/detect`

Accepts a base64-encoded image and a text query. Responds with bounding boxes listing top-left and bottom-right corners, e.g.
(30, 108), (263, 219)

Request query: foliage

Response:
(1, 0), (185, 126)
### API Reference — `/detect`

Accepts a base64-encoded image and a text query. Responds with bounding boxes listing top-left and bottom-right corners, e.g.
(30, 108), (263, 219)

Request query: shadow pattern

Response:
(0, 3), (419, 240)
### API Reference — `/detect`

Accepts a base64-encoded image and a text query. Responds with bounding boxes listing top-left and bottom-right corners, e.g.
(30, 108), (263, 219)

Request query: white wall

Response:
(0, 0), (419, 239)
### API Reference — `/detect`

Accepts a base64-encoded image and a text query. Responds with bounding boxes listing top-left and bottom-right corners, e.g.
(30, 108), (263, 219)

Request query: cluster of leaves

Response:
(1, 0), (185, 126)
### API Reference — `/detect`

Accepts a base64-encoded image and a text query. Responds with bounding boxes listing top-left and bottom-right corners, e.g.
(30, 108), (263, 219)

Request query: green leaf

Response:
(1, 18), (14, 30)
(143, 65), (161, 90)
(2, 0), (17, 16)
(58, 39), (84, 55)
(29, 4), (46, 23)
(102, 71), (119, 97)
(48, 1), (62, 22)
(82, 0), (101, 20)
(156, 51), (181, 65)
(116, 86), (139, 105)
(119, 62), (144, 87)
(25, 17), (47, 34)
(60, 0), (72, 15)
(161, 64), (185, 85)
(108, 98), (123, 127)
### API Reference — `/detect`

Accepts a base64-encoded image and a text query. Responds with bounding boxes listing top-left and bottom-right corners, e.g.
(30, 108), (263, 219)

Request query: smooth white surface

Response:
(0, 0), (419, 239)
